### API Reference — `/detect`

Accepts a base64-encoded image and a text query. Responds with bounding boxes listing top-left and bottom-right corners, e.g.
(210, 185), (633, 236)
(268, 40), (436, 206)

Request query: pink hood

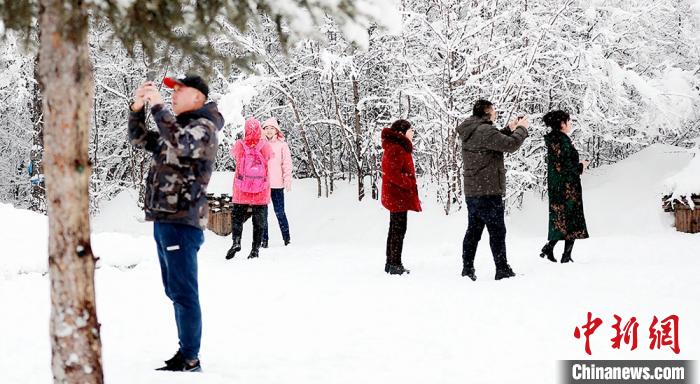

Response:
(229, 117), (272, 205)
(262, 117), (285, 141)
(244, 118), (262, 147)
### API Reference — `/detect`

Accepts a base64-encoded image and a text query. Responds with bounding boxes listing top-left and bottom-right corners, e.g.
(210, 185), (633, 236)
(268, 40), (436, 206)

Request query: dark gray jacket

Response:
(456, 115), (528, 197)
(128, 102), (225, 229)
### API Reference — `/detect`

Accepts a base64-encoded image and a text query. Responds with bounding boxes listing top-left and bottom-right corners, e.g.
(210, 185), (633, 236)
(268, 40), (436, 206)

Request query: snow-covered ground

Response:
(1, 144), (698, 383)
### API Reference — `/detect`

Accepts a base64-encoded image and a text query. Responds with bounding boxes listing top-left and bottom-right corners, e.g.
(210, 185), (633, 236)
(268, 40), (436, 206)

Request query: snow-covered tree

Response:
(1, 0), (699, 216)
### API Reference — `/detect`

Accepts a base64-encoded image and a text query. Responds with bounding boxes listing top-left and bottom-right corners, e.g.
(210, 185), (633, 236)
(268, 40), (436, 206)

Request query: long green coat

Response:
(544, 130), (589, 241)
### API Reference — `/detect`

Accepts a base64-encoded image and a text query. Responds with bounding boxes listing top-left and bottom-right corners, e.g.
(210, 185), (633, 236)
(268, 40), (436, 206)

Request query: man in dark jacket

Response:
(456, 99), (528, 281)
(129, 74), (224, 372)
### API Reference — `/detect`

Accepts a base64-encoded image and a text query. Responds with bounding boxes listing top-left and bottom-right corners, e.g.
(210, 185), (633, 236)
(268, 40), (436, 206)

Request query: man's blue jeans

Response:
(154, 222), (203, 360)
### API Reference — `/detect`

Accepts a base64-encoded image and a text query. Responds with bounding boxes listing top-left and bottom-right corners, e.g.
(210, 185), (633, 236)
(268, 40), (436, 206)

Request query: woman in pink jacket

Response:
(261, 117), (293, 247)
(226, 118), (272, 260)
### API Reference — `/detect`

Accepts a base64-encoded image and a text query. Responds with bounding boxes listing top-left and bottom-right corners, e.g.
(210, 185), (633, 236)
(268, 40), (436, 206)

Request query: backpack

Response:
(235, 141), (268, 193)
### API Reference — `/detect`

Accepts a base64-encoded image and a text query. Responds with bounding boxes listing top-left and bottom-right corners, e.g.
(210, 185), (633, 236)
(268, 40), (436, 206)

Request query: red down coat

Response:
(381, 128), (422, 213)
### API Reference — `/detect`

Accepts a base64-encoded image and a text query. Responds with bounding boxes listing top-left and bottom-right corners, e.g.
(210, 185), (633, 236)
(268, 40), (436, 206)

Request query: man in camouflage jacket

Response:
(128, 74), (224, 372)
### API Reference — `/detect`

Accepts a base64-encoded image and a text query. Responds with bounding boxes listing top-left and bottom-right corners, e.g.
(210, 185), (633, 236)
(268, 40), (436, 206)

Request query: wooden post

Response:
(662, 195), (700, 234)
(675, 206), (700, 234)
(206, 194), (233, 236)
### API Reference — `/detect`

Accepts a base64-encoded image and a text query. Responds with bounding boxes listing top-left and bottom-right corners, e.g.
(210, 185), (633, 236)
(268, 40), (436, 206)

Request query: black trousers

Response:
(386, 211), (408, 266)
(231, 204), (267, 249)
(462, 195), (509, 270)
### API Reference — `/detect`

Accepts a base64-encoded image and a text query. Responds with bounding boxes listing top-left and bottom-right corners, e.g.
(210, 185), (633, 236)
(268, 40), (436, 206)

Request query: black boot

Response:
(540, 242), (557, 262)
(384, 262), (390, 273)
(461, 265), (476, 281)
(561, 240), (575, 263)
(161, 350), (182, 368)
(247, 248), (259, 259)
(495, 264), (516, 280)
(261, 239), (269, 248)
(386, 264), (410, 275)
(156, 351), (202, 372)
(561, 253), (574, 263)
(284, 238), (290, 246)
(226, 238), (241, 260)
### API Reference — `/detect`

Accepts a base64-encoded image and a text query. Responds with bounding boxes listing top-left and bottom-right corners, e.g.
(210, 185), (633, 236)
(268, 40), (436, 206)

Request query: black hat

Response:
(163, 74), (209, 98)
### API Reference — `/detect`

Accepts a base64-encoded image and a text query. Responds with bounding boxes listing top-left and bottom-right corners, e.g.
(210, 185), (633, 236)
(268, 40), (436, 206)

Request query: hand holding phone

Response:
(509, 115), (529, 130)
(131, 81), (157, 112)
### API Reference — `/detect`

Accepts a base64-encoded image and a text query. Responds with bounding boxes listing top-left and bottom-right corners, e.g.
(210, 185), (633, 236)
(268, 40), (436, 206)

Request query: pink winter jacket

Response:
(230, 119), (272, 205)
(262, 118), (293, 190)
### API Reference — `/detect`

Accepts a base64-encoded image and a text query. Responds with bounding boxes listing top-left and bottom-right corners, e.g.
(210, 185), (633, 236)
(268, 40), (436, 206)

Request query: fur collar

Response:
(381, 127), (413, 153)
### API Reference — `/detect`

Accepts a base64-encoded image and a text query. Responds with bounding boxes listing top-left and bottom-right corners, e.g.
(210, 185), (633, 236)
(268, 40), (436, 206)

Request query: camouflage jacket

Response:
(128, 102), (224, 229)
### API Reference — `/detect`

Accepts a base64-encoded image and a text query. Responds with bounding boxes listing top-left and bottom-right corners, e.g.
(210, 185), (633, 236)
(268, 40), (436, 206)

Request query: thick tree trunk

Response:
(38, 0), (104, 383)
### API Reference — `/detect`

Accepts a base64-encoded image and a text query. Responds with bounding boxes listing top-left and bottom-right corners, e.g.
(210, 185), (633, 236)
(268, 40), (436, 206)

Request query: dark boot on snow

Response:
(156, 351), (202, 372)
(226, 238), (241, 260)
(495, 265), (516, 280)
(561, 253), (574, 263)
(461, 265), (476, 281)
(247, 248), (260, 259)
(561, 241), (575, 263)
(386, 264), (410, 275)
(540, 243), (557, 263)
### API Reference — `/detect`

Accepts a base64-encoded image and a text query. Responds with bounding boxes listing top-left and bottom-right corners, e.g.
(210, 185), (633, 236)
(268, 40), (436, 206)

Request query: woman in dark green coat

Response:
(540, 110), (589, 263)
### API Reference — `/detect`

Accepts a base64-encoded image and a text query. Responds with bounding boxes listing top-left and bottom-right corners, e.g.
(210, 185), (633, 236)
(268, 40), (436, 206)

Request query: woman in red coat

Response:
(381, 119), (422, 275)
